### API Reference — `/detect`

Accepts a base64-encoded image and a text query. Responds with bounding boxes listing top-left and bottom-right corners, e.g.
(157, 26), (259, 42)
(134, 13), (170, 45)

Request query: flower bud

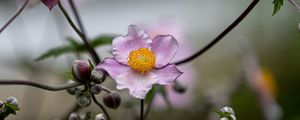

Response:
(79, 113), (87, 120)
(67, 80), (77, 95)
(220, 106), (235, 115)
(172, 81), (187, 94)
(76, 95), (91, 108)
(6, 96), (18, 106)
(90, 69), (105, 84)
(69, 112), (80, 120)
(91, 84), (102, 94)
(103, 91), (121, 109)
(95, 113), (106, 120)
(72, 60), (92, 82)
(0, 100), (3, 108)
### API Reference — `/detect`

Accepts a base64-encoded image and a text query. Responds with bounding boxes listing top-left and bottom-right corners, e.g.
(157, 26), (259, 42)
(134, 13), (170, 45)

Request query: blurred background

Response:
(0, 0), (299, 120)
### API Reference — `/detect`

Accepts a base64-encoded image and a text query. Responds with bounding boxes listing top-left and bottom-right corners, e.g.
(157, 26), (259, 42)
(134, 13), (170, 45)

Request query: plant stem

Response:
(67, 0), (100, 64)
(58, 1), (100, 64)
(0, 0), (29, 34)
(174, 0), (260, 65)
(101, 85), (112, 93)
(90, 90), (111, 120)
(140, 99), (144, 120)
(0, 80), (82, 91)
(288, 0), (300, 12)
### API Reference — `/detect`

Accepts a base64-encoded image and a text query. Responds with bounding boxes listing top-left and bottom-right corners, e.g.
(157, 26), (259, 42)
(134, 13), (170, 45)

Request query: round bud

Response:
(172, 81), (187, 94)
(220, 106), (235, 115)
(76, 95), (91, 108)
(90, 69), (105, 84)
(91, 84), (102, 94)
(95, 113), (106, 120)
(67, 80), (76, 95)
(103, 92), (121, 109)
(72, 60), (92, 82)
(6, 96), (18, 106)
(69, 112), (80, 120)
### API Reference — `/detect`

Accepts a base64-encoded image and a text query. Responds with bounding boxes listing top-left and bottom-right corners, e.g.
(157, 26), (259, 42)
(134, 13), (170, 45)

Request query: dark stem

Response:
(67, 0), (100, 64)
(0, 80), (82, 91)
(90, 90), (111, 120)
(58, 0), (100, 64)
(174, 0), (260, 65)
(101, 86), (112, 93)
(0, 0), (29, 33)
(140, 99), (144, 120)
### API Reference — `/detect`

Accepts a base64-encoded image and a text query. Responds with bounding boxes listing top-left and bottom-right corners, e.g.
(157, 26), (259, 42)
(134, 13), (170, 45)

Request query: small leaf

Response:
(42, 0), (59, 10)
(272, 0), (284, 15)
(35, 35), (115, 61)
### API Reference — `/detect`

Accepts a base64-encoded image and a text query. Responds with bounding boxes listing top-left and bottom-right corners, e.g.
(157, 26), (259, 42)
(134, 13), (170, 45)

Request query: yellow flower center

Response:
(128, 48), (156, 74)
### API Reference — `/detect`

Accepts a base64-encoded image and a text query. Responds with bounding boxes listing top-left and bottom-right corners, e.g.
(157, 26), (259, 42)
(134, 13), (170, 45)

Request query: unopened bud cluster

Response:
(103, 91), (121, 109)
(68, 112), (107, 120)
(72, 60), (104, 83)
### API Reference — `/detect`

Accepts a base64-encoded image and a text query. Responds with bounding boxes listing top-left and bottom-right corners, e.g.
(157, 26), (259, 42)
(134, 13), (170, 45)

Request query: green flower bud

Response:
(90, 69), (105, 84)
(91, 84), (102, 94)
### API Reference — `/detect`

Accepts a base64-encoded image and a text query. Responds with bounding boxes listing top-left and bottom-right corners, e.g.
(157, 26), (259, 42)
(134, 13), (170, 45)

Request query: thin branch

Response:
(58, 1), (100, 64)
(143, 92), (157, 120)
(140, 99), (144, 120)
(0, 0), (29, 33)
(0, 80), (82, 91)
(288, 0), (300, 12)
(90, 90), (111, 120)
(174, 0), (260, 65)
(101, 86), (112, 93)
(67, 0), (100, 64)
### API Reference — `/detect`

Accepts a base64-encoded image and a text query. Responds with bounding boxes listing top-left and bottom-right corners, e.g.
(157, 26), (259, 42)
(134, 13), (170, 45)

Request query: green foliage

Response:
(0, 103), (20, 120)
(145, 85), (168, 104)
(35, 35), (115, 61)
(214, 110), (233, 120)
(272, 0), (284, 15)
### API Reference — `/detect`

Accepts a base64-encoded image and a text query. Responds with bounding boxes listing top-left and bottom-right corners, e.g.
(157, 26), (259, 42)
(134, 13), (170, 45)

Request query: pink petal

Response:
(42, 0), (59, 10)
(151, 35), (178, 68)
(112, 25), (152, 65)
(96, 58), (130, 80)
(116, 70), (158, 99)
(154, 64), (183, 85)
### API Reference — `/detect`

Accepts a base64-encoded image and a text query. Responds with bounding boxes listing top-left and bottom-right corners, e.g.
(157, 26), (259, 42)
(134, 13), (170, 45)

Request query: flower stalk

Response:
(0, 0), (29, 34)
(174, 0), (260, 65)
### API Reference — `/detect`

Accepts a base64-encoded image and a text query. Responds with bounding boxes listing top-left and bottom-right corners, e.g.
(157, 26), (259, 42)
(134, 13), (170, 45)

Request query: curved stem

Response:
(0, 80), (82, 91)
(58, 1), (100, 64)
(67, 0), (100, 64)
(174, 0), (260, 65)
(101, 86), (112, 93)
(140, 99), (144, 120)
(90, 90), (111, 120)
(0, 0), (29, 34)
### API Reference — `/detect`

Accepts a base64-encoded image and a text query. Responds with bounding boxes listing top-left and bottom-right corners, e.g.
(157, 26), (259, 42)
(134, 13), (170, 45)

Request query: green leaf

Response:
(272, 0), (284, 15)
(0, 103), (20, 119)
(35, 35), (115, 61)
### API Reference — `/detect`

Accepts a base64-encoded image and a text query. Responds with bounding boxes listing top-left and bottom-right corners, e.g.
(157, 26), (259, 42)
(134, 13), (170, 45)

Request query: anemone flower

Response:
(141, 20), (197, 109)
(97, 25), (183, 99)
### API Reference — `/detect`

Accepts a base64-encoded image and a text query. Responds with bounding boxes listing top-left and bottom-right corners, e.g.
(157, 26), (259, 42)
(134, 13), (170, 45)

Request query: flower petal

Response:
(42, 0), (59, 10)
(151, 35), (178, 68)
(112, 25), (152, 65)
(96, 58), (130, 80)
(116, 70), (158, 99)
(154, 64), (183, 85)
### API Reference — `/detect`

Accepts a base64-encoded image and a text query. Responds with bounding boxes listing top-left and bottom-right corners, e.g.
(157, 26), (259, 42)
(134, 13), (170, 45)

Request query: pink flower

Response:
(141, 20), (196, 109)
(96, 25), (183, 99)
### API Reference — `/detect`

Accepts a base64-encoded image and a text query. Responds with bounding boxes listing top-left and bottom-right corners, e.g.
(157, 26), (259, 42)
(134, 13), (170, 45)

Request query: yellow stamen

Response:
(128, 48), (156, 74)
